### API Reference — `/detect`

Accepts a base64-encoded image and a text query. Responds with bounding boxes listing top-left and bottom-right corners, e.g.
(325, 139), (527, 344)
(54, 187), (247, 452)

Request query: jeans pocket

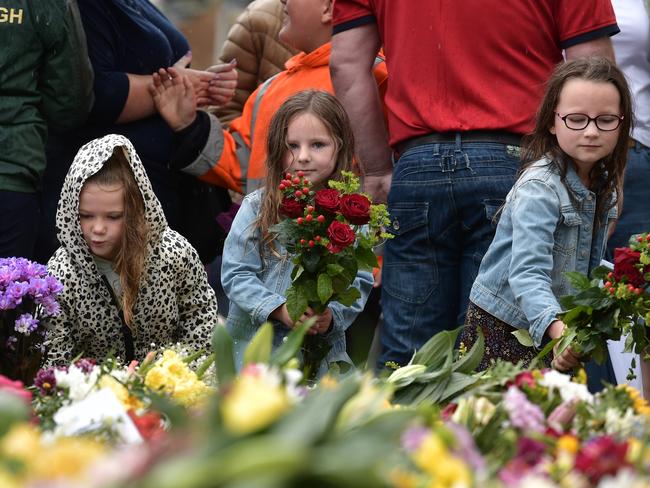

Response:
(483, 199), (505, 229)
(383, 202), (437, 304)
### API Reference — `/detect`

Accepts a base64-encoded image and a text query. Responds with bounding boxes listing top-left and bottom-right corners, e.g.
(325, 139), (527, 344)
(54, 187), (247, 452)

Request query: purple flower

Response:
(5, 336), (17, 351)
(34, 367), (58, 395)
(74, 358), (97, 374)
(504, 386), (545, 432)
(445, 421), (487, 475)
(14, 313), (39, 336)
(39, 295), (61, 316)
(0, 293), (11, 310)
(44, 275), (63, 295)
(28, 277), (49, 298)
(401, 426), (431, 452)
(6, 281), (30, 306)
(0, 263), (20, 287)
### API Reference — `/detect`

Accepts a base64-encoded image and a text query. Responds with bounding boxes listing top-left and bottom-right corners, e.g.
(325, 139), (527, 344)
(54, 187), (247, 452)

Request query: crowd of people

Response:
(1, 0), (648, 394)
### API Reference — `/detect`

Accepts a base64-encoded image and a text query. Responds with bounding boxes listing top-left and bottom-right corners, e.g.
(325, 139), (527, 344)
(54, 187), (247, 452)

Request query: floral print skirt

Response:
(460, 302), (546, 371)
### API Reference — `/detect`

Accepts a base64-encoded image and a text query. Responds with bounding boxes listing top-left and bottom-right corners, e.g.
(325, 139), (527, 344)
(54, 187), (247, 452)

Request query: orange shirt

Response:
(199, 42), (388, 194)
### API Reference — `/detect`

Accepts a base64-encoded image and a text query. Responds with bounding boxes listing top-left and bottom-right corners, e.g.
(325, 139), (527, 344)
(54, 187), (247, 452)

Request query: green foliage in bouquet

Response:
(554, 232), (650, 371)
(387, 326), (485, 406)
(270, 171), (390, 322)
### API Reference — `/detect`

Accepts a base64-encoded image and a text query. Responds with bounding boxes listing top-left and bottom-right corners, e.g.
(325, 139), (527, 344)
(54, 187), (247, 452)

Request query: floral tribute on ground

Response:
(0, 258), (63, 384)
(554, 232), (650, 374)
(1, 321), (650, 487)
(271, 170), (390, 379)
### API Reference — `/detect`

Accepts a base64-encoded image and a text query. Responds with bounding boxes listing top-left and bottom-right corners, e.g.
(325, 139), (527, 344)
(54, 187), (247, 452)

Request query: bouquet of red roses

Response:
(553, 232), (650, 375)
(270, 171), (390, 379)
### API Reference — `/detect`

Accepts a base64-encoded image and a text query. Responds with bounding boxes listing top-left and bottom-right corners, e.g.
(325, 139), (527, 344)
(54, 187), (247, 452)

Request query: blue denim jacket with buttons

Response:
(221, 189), (373, 374)
(470, 157), (617, 347)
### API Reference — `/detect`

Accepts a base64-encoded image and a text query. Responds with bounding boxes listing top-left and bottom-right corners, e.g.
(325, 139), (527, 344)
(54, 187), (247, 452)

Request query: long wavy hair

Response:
(257, 90), (355, 253)
(84, 146), (149, 328)
(520, 57), (632, 225)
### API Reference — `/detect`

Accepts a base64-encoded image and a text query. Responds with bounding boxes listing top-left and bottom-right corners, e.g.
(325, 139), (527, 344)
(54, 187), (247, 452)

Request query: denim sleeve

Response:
(508, 179), (563, 347)
(221, 196), (287, 325)
(325, 269), (374, 335)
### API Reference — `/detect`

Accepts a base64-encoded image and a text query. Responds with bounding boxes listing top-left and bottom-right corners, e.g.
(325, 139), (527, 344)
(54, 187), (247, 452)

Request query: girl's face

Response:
(79, 182), (125, 261)
(283, 112), (337, 187)
(550, 78), (621, 182)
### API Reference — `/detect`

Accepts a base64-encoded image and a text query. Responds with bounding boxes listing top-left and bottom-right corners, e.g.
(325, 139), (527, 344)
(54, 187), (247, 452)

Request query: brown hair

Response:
(84, 146), (149, 328)
(258, 90), (355, 251)
(520, 57), (632, 224)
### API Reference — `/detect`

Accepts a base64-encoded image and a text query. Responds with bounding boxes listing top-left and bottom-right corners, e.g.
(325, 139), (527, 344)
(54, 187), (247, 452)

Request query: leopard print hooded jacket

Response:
(45, 134), (218, 365)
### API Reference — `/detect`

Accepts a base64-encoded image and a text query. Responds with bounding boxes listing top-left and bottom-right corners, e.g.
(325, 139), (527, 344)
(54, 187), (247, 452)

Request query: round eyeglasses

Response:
(555, 112), (623, 131)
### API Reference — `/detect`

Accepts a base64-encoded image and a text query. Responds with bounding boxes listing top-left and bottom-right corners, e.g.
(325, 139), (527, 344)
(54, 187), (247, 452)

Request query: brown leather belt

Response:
(396, 131), (523, 156)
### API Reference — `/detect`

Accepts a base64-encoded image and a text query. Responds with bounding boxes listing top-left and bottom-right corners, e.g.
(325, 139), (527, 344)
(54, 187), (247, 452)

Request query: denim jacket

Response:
(470, 157), (618, 347)
(221, 189), (373, 374)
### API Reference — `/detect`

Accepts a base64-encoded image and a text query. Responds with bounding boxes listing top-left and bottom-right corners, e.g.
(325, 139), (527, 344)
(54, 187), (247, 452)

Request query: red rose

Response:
(327, 221), (355, 253)
(279, 197), (305, 218)
(339, 194), (371, 225)
(613, 248), (646, 288)
(314, 189), (340, 214)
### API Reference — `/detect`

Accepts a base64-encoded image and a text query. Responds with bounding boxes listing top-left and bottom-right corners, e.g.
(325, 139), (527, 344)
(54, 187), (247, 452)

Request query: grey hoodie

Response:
(45, 134), (218, 365)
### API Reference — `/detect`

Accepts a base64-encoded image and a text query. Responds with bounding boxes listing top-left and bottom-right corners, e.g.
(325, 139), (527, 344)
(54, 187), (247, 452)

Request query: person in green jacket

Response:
(0, 0), (93, 259)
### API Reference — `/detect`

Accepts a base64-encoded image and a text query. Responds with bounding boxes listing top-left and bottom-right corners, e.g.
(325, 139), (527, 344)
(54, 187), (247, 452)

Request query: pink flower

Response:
(0, 374), (32, 403)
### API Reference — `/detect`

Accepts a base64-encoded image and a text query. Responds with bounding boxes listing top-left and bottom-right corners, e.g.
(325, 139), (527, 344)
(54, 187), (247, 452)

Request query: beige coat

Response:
(215, 0), (297, 126)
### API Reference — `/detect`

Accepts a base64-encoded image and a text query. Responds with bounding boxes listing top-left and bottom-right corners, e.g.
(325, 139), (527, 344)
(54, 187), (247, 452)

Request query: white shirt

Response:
(612, 0), (650, 146)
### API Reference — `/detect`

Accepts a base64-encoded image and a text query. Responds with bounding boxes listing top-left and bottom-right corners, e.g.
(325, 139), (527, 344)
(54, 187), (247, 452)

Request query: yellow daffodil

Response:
(221, 374), (290, 434)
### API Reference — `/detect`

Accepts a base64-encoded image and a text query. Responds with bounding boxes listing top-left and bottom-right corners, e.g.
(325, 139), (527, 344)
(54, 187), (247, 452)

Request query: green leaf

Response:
(564, 271), (592, 290)
(286, 286), (308, 322)
(454, 326), (485, 374)
(243, 322), (273, 366)
(269, 318), (315, 367)
(317, 273), (334, 304)
(272, 375), (360, 445)
(355, 246), (378, 271)
(212, 325), (236, 386)
(535, 337), (559, 363)
(511, 329), (534, 347)
(440, 372), (480, 402)
(411, 327), (461, 367)
(326, 263), (344, 276)
(334, 286), (361, 306)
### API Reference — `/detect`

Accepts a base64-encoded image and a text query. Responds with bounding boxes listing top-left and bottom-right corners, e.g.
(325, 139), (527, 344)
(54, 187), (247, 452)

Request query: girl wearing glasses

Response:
(460, 57), (632, 388)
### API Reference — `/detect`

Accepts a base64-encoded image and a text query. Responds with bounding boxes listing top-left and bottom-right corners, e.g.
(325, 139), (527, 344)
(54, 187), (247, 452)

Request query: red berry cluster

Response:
(279, 171), (312, 198)
(604, 272), (644, 296)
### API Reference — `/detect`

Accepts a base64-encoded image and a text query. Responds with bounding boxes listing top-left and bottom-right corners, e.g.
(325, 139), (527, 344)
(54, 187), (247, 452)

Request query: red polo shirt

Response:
(333, 0), (619, 147)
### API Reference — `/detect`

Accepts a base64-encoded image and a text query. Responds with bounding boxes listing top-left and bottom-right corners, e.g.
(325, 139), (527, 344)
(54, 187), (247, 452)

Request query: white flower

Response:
(54, 364), (100, 402)
(539, 370), (593, 404)
(597, 469), (650, 488)
(517, 474), (559, 488)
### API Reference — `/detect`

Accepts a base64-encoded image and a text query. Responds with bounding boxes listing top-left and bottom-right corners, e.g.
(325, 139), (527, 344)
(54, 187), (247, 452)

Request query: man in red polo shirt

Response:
(330, 0), (619, 368)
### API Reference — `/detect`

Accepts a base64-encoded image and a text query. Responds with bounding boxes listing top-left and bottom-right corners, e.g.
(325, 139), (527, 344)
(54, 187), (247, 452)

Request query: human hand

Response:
(547, 320), (582, 372)
(310, 308), (333, 335)
(205, 59), (238, 107)
(362, 173), (392, 204)
(172, 51), (221, 106)
(149, 67), (196, 131)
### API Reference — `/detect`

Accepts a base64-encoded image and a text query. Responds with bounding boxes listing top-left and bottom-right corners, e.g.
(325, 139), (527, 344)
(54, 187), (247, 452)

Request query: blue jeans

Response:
(378, 139), (520, 368)
(607, 140), (650, 256)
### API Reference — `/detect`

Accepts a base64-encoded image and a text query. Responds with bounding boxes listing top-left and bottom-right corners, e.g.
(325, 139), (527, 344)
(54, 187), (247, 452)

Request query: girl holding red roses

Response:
(221, 91), (373, 376)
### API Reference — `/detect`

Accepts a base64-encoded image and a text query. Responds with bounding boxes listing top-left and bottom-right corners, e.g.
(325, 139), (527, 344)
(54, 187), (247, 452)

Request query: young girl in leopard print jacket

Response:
(44, 134), (218, 365)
